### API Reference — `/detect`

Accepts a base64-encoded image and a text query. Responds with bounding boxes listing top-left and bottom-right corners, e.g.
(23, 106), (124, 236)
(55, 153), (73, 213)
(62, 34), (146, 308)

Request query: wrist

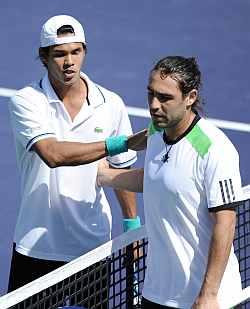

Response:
(199, 282), (219, 298)
(123, 216), (141, 232)
(105, 135), (128, 156)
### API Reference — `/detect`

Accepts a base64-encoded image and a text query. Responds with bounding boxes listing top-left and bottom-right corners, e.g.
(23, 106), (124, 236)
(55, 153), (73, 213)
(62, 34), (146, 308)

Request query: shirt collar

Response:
(41, 72), (105, 108)
(163, 112), (201, 145)
(40, 73), (60, 103)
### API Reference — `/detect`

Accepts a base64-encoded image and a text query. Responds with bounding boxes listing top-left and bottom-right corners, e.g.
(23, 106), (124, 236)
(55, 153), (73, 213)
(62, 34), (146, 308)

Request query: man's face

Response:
(147, 70), (194, 130)
(44, 41), (86, 86)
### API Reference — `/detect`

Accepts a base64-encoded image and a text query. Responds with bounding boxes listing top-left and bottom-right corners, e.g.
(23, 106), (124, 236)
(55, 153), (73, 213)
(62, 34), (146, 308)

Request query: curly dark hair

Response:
(152, 56), (203, 112)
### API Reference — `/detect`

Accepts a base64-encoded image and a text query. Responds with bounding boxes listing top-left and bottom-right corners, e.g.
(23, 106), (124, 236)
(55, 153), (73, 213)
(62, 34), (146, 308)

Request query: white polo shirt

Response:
(142, 115), (244, 309)
(9, 72), (136, 261)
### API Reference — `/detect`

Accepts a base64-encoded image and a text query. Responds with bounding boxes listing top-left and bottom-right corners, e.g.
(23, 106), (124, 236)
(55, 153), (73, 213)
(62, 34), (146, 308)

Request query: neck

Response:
(165, 110), (196, 141)
(49, 74), (86, 101)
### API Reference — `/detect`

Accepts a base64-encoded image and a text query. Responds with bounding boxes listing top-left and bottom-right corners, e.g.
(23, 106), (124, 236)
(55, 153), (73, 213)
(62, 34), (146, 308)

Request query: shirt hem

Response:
(108, 155), (137, 168)
(15, 244), (78, 262)
(208, 199), (246, 212)
(142, 290), (192, 308)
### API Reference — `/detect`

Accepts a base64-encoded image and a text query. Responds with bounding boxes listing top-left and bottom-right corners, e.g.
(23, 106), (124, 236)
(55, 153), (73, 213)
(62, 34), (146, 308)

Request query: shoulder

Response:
(94, 83), (125, 107)
(200, 118), (237, 149)
(9, 80), (49, 116)
(93, 84), (130, 120)
(82, 72), (126, 108)
(198, 118), (239, 160)
(11, 80), (46, 105)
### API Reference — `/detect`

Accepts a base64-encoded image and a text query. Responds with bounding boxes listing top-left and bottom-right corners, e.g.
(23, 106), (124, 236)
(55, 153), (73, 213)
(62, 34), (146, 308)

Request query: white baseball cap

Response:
(40, 15), (86, 47)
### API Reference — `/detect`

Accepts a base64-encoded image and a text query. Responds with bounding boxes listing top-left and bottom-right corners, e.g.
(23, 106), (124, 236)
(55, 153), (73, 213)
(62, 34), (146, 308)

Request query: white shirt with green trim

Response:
(142, 116), (243, 309)
(9, 72), (136, 261)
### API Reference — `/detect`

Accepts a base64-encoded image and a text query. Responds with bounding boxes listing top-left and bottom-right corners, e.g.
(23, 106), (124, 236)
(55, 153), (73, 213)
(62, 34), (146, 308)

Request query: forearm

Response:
(34, 139), (107, 167)
(99, 168), (144, 192)
(33, 130), (147, 168)
(199, 210), (236, 296)
(114, 189), (137, 218)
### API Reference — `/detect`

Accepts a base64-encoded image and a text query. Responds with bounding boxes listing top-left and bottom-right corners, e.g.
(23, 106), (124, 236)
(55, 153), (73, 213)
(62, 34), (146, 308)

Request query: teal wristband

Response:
(105, 135), (128, 156)
(123, 216), (141, 232)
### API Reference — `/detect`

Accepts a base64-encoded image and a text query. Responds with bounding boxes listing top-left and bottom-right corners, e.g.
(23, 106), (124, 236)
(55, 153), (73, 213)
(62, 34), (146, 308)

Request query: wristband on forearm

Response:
(123, 216), (141, 232)
(105, 135), (128, 156)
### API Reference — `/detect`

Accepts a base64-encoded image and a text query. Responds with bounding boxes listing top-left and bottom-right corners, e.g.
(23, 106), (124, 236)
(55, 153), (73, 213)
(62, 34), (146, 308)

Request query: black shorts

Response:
(8, 244), (66, 292)
(8, 244), (109, 309)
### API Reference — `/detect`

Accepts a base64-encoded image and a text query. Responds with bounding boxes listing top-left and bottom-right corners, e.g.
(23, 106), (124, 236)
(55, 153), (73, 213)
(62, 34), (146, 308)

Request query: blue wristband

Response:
(105, 135), (128, 156)
(123, 216), (141, 232)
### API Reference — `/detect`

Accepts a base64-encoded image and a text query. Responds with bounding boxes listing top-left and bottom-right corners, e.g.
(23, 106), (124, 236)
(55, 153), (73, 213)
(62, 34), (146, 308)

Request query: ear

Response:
(186, 89), (197, 109)
(38, 47), (49, 67)
(40, 57), (48, 67)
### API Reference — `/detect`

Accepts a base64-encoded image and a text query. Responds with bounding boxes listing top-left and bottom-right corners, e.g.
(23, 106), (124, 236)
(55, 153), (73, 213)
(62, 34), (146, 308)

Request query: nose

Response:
(148, 95), (160, 111)
(64, 54), (73, 67)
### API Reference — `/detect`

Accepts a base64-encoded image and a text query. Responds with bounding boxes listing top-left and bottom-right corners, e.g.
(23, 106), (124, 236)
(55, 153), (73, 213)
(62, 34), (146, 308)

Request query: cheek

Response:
(161, 103), (173, 116)
(76, 55), (85, 67)
(48, 60), (60, 70)
(53, 62), (64, 75)
(161, 102), (184, 118)
(174, 103), (187, 119)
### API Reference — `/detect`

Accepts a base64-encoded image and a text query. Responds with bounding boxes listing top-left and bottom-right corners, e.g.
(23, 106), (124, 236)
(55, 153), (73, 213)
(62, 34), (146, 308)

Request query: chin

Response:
(63, 78), (76, 85)
(153, 121), (167, 129)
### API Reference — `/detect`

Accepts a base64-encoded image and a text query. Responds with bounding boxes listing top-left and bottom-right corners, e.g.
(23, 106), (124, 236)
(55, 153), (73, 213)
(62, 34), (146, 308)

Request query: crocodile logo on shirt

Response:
(94, 127), (103, 133)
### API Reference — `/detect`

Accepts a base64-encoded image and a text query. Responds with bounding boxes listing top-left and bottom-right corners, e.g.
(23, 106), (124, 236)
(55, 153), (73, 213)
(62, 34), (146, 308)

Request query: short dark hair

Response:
(57, 25), (75, 36)
(38, 25), (87, 68)
(152, 56), (203, 112)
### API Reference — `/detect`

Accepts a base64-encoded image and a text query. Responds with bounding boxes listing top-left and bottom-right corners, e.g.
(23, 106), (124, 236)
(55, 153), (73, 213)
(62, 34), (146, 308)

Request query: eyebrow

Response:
(147, 87), (173, 97)
(52, 47), (82, 53)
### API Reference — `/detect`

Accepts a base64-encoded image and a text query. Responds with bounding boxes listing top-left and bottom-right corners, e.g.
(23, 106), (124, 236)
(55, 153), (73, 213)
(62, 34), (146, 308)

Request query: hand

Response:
(96, 158), (110, 187)
(127, 129), (148, 151)
(192, 294), (220, 309)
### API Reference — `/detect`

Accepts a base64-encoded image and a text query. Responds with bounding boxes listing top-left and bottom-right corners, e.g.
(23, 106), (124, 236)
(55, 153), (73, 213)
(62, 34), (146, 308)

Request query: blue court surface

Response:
(0, 0), (250, 296)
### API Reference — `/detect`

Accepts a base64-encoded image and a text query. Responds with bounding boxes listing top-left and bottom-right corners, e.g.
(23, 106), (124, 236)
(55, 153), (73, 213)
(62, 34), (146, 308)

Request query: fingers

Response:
(128, 128), (148, 151)
(98, 158), (109, 169)
(96, 158), (109, 187)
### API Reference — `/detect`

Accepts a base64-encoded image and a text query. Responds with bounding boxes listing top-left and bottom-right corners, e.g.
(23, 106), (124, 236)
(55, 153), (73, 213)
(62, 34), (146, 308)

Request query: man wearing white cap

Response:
(8, 15), (143, 305)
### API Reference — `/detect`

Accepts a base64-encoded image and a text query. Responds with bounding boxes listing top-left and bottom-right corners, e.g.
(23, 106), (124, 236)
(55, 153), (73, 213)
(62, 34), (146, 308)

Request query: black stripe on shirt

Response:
(224, 179), (231, 203)
(208, 200), (245, 212)
(219, 180), (226, 204)
(95, 85), (106, 103)
(26, 133), (55, 150)
(229, 178), (236, 201)
(107, 155), (137, 168)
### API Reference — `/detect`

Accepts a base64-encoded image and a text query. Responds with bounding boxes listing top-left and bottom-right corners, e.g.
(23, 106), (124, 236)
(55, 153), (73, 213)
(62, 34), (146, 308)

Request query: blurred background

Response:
(0, 0), (249, 295)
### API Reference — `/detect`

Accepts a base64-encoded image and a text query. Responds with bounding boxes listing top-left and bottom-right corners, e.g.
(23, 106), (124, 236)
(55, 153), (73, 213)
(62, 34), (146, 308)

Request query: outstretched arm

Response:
(33, 138), (108, 167)
(32, 129), (148, 168)
(98, 161), (144, 193)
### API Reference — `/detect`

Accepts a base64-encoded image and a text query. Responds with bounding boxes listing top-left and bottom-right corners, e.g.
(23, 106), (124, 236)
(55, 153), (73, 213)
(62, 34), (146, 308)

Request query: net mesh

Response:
(233, 198), (250, 308)
(0, 199), (249, 309)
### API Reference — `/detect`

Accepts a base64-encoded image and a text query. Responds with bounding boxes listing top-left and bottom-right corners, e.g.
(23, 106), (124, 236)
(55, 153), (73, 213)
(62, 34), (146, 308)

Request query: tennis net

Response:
(0, 191), (250, 309)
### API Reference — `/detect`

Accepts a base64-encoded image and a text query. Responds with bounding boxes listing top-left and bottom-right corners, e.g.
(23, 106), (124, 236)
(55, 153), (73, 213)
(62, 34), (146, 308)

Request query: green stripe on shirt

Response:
(148, 121), (163, 136)
(186, 124), (212, 158)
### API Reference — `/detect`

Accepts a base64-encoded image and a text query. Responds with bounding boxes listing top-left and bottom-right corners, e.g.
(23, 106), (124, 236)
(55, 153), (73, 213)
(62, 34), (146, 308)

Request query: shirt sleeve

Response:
(106, 95), (137, 168)
(204, 140), (244, 211)
(9, 90), (56, 151)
